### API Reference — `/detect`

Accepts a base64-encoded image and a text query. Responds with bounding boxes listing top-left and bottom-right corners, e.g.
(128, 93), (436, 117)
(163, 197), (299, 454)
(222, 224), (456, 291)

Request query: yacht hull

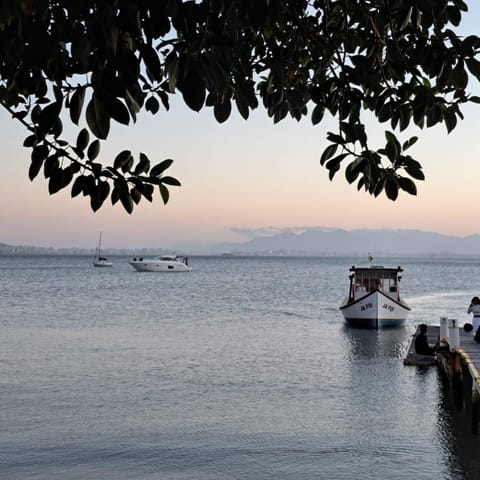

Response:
(129, 258), (190, 272)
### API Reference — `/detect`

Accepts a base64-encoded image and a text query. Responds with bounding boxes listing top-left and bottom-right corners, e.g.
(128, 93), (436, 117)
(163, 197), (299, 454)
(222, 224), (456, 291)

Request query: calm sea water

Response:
(1, 255), (480, 480)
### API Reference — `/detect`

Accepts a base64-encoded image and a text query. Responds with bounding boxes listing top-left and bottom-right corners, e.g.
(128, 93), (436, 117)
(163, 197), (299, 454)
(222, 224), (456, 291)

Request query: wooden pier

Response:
(404, 323), (480, 433)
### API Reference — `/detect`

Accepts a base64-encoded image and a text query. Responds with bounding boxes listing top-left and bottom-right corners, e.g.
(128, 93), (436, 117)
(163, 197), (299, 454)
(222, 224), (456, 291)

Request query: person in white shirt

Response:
(467, 296), (480, 337)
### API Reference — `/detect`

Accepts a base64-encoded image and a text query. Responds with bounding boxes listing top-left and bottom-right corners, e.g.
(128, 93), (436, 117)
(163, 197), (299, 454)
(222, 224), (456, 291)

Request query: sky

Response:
(1, 5), (480, 250)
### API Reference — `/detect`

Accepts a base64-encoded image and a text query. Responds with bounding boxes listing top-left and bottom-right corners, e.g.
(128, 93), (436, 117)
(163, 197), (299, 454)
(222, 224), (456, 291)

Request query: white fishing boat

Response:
(93, 232), (112, 267)
(339, 263), (410, 329)
(129, 255), (190, 272)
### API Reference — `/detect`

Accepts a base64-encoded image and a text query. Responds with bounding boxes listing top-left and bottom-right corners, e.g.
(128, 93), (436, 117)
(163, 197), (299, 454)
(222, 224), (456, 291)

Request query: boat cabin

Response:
(348, 266), (403, 301)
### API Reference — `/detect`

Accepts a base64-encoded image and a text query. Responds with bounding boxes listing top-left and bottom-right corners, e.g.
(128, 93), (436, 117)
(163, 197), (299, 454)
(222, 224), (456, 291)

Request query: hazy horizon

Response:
(2, 226), (480, 254)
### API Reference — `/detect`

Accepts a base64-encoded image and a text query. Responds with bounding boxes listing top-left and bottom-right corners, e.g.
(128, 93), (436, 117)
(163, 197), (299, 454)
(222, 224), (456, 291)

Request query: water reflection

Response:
(341, 325), (409, 360)
(341, 323), (480, 480)
(435, 373), (480, 479)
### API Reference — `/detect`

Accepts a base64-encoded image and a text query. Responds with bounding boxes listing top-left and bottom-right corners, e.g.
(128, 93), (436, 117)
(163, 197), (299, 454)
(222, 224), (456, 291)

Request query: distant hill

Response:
(206, 227), (480, 256)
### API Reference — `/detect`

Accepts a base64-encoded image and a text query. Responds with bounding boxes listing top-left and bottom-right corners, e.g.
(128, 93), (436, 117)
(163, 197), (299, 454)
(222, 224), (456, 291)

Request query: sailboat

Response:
(93, 232), (113, 267)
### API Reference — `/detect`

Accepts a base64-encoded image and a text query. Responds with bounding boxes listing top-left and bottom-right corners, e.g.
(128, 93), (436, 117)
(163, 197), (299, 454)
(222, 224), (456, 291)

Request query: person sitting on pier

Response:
(415, 324), (436, 356)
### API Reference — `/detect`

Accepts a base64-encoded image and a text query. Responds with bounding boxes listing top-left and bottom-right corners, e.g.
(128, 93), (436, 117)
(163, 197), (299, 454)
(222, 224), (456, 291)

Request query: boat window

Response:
(354, 269), (402, 292)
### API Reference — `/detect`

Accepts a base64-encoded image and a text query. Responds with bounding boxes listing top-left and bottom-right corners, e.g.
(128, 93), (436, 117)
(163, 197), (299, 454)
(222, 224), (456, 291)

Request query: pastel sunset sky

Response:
(1, 4), (480, 249)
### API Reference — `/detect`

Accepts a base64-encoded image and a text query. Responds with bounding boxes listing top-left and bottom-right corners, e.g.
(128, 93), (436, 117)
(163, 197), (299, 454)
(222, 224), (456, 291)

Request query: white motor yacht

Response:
(129, 255), (191, 272)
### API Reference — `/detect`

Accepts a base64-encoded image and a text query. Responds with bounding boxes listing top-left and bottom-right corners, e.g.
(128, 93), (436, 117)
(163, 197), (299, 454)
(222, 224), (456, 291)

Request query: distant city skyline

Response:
(1, 4), (480, 250)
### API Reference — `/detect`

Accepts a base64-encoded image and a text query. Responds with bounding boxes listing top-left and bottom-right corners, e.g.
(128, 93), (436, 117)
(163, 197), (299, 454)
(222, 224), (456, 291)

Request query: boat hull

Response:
(129, 260), (190, 272)
(93, 260), (112, 267)
(340, 290), (409, 329)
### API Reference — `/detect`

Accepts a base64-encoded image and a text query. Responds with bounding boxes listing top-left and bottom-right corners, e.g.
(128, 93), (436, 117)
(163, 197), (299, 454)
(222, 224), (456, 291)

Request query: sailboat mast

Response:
(93, 231), (112, 267)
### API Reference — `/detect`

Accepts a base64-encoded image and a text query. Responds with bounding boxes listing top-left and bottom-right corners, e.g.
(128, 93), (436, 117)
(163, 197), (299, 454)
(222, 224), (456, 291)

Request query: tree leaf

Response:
(44, 155), (60, 179)
(139, 183), (154, 202)
(114, 150), (132, 170)
(157, 90), (170, 110)
(160, 176), (181, 186)
(142, 44), (161, 80)
(180, 69), (206, 112)
(23, 134), (37, 148)
(122, 156), (133, 173)
(29, 145), (49, 180)
(453, 61), (468, 90)
(151, 159), (173, 177)
(404, 165), (425, 180)
(76, 128), (89, 152)
(320, 144), (338, 166)
(325, 156), (342, 180)
(145, 96), (160, 114)
(130, 187), (142, 204)
(120, 192), (134, 213)
(69, 86), (86, 125)
(87, 140), (101, 161)
(444, 109), (457, 133)
(326, 132), (345, 144)
(165, 51), (179, 91)
(469, 96), (480, 104)
(71, 175), (84, 198)
(98, 181), (110, 205)
(86, 98), (101, 139)
(86, 96), (110, 139)
(344, 156), (363, 184)
(102, 94), (130, 125)
(402, 136), (418, 151)
(214, 99), (232, 123)
(159, 184), (169, 204)
(446, 6), (461, 26)
(235, 94), (250, 120)
(466, 58), (480, 81)
(111, 187), (120, 205)
(134, 153), (150, 175)
(93, 94), (111, 138)
(38, 102), (61, 134)
(398, 176), (417, 195)
(48, 169), (71, 194)
(385, 178), (399, 201)
(311, 104), (325, 125)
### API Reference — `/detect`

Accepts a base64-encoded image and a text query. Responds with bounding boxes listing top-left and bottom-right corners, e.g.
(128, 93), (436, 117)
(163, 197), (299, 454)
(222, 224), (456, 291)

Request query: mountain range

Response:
(206, 227), (480, 256)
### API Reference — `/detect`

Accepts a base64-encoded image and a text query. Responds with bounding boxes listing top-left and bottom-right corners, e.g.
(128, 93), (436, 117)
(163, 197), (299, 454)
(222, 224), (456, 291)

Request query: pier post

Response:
(472, 389), (480, 434)
(437, 350), (464, 408)
(445, 319), (463, 407)
(452, 354), (464, 409)
(439, 317), (448, 346)
(448, 319), (460, 349)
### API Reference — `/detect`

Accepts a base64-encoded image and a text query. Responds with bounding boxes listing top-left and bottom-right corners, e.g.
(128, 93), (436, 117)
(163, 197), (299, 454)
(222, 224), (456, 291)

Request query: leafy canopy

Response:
(1, 0), (479, 212)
